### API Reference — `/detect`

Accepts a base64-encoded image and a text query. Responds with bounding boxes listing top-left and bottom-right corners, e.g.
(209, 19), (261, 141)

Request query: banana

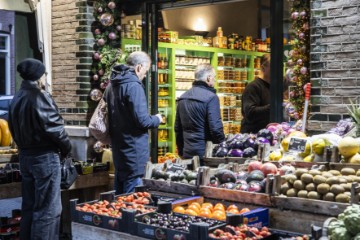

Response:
(0, 119), (12, 146)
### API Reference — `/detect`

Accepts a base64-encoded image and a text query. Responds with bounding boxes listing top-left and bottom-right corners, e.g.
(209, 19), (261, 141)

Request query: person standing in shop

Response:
(9, 58), (72, 240)
(240, 54), (271, 134)
(175, 64), (225, 165)
(105, 51), (162, 194)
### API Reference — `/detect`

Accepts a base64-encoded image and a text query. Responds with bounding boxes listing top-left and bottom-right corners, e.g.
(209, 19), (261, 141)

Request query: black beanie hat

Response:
(17, 58), (46, 81)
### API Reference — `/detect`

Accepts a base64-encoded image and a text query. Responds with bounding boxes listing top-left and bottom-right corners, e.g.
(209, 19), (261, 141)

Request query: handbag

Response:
(89, 98), (111, 144)
(60, 157), (78, 189)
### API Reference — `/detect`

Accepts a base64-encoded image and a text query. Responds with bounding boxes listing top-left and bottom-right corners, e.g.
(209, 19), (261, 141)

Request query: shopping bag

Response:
(89, 98), (111, 144)
(60, 157), (78, 189)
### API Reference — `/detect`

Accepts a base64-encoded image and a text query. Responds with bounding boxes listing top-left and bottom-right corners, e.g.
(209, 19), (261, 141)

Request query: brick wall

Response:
(309, 0), (360, 133)
(52, 0), (95, 125)
(0, 10), (16, 94)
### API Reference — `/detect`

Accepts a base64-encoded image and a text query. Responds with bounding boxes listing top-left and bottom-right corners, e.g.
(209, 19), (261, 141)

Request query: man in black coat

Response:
(105, 51), (162, 194)
(241, 54), (271, 134)
(9, 58), (72, 240)
(175, 64), (225, 165)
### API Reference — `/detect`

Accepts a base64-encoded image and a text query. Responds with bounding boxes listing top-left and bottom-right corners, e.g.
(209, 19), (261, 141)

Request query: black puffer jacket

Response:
(105, 64), (160, 180)
(175, 81), (225, 159)
(8, 81), (71, 155)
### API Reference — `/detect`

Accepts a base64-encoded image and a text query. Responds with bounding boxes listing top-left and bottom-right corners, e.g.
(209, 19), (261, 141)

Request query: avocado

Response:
(246, 170), (265, 183)
(281, 182), (291, 195)
(186, 172), (198, 182)
(309, 169), (322, 176)
(341, 168), (356, 176)
(340, 183), (352, 191)
(317, 183), (330, 194)
(335, 193), (350, 203)
(321, 172), (334, 178)
(306, 183), (316, 192)
(297, 190), (308, 198)
(329, 170), (341, 176)
(330, 184), (345, 195)
(293, 180), (305, 190)
(215, 169), (237, 184)
(295, 169), (308, 178)
(323, 192), (335, 201)
(285, 174), (298, 185)
(286, 188), (298, 197)
(307, 191), (321, 200)
(326, 176), (340, 185)
(301, 173), (313, 184)
(313, 175), (327, 184)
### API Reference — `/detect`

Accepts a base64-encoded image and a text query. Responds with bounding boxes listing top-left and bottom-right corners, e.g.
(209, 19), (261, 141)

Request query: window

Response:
(0, 34), (10, 95)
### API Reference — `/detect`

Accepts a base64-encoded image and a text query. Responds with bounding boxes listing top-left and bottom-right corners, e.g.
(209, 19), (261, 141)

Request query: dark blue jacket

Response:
(105, 64), (160, 180)
(175, 81), (225, 159)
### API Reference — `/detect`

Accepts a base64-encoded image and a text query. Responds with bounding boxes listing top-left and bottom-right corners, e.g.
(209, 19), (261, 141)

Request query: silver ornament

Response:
(100, 13), (114, 26)
(90, 89), (103, 101)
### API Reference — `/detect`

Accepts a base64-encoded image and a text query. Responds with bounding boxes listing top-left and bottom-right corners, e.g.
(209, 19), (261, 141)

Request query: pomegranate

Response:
(260, 162), (278, 177)
(247, 161), (262, 172)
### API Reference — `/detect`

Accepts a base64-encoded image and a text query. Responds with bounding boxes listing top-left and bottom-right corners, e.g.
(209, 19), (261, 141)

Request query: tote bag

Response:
(60, 157), (78, 189)
(89, 98), (111, 144)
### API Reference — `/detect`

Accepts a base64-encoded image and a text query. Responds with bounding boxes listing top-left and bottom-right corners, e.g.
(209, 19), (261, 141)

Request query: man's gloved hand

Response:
(156, 114), (163, 123)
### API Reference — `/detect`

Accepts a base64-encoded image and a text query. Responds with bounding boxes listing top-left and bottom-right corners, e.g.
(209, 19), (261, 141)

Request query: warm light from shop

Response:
(193, 18), (207, 31)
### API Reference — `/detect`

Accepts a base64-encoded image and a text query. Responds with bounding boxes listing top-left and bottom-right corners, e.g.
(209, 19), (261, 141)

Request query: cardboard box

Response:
(242, 208), (269, 228)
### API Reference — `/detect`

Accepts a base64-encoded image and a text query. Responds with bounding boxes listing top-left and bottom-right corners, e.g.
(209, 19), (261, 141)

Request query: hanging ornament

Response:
(100, 82), (107, 89)
(299, 32), (305, 40)
(300, 11), (307, 19)
(100, 13), (114, 26)
(285, 69), (293, 82)
(93, 141), (105, 153)
(108, 1), (116, 10)
(98, 69), (104, 76)
(90, 89), (103, 101)
(302, 22), (309, 30)
(291, 12), (299, 20)
(98, 7), (103, 13)
(97, 38), (105, 46)
(300, 67), (308, 75)
(289, 91), (296, 97)
(300, 46), (307, 53)
(94, 29), (101, 35)
(108, 32), (117, 40)
(93, 52), (101, 60)
(93, 74), (99, 81)
(297, 59), (303, 65)
(116, 25), (122, 31)
(287, 59), (294, 66)
(291, 76), (298, 82)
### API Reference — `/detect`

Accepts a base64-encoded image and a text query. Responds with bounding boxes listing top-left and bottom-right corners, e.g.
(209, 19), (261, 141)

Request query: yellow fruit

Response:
(0, 119), (11, 146)
(303, 154), (315, 162)
(281, 137), (290, 152)
(173, 206), (185, 214)
(312, 139), (326, 155)
(269, 150), (282, 161)
(338, 137), (360, 158)
(299, 141), (311, 158)
(288, 131), (307, 138)
(349, 153), (360, 164)
(283, 155), (296, 161)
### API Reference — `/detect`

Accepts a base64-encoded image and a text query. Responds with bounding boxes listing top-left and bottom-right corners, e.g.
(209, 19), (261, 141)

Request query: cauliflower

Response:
(343, 204), (360, 236)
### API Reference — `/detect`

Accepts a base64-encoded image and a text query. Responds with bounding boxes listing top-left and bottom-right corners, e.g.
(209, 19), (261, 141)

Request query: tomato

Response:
(260, 226), (268, 232)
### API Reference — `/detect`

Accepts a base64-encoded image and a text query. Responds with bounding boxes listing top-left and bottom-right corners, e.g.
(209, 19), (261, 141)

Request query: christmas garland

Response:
(89, 0), (126, 102)
(286, 0), (310, 120)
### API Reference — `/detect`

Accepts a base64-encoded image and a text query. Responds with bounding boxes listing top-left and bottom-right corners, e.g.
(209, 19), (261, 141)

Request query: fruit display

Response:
(280, 167), (360, 203)
(208, 225), (272, 239)
(158, 152), (179, 163)
(327, 204), (360, 240)
(138, 212), (224, 232)
(151, 165), (198, 185)
(173, 202), (250, 221)
(0, 119), (12, 147)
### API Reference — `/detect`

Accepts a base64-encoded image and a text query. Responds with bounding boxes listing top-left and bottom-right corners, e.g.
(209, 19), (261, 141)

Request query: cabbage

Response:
(328, 220), (351, 240)
(343, 204), (360, 235)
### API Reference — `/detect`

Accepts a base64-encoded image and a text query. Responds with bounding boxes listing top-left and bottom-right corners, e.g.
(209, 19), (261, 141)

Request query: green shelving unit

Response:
(122, 38), (266, 160)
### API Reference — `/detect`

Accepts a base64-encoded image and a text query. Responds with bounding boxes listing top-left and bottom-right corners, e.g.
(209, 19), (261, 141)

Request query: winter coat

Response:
(105, 64), (160, 180)
(175, 81), (225, 159)
(240, 77), (270, 134)
(8, 80), (71, 155)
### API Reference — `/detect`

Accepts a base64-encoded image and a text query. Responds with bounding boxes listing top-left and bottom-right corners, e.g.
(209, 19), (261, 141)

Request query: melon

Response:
(349, 153), (360, 164)
(338, 136), (360, 159)
(288, 131), (307, 138)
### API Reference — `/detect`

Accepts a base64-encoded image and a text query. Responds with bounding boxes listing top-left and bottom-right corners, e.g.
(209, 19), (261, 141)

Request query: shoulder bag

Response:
(60, 157), (78, 189)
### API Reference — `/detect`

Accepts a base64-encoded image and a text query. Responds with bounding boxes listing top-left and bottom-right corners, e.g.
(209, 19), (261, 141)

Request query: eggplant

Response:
(215, 169), (236, 184)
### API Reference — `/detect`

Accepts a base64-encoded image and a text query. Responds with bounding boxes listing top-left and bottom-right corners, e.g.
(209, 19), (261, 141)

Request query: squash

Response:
(0, 119), (11, 146)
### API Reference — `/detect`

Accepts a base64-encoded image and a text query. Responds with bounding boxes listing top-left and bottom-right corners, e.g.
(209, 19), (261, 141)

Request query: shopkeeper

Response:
(240, 54), (271, 134)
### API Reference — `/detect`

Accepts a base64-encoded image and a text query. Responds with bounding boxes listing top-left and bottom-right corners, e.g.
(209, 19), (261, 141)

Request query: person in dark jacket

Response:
(241, 54), (271, 134)
(175, 64), (225, 165)
(9, 58), (72, 240)
(105, 51), (162, 194)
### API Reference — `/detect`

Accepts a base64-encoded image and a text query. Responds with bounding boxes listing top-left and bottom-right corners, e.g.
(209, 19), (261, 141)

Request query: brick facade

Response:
(309, 0), (360, 133)
(52, 0), (95, 126)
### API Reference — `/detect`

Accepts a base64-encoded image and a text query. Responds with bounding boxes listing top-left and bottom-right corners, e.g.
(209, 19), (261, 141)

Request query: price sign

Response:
(288, 137), (308, 152)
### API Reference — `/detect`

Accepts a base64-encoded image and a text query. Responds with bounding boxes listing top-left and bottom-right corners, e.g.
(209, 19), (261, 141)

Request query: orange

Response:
(173, 206), (185, 214)
(199, 209), (212, 218)
(239, 208), (251, 214)
(226, 204), (238, 211)
(190, 202), (201, 210)
(185, 208), (198, 216)
(214, 203), (225, 211)
(227, 208), (240, 214)
(187, 204), (200, 214)
(201, 203), (214, 211)
(212, 210), (226, 221)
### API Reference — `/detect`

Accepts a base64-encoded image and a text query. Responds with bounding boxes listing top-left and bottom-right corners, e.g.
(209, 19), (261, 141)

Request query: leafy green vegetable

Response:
(343, 204), (360, 236)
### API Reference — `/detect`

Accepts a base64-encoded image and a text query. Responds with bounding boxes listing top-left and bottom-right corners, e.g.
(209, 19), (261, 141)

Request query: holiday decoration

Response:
(287, 0), (310, 120)
(90, 89), (103, 102)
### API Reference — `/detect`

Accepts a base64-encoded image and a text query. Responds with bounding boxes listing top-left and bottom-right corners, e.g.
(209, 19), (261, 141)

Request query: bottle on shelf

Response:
(157, 53), (162, 69)
(164, 55), (168, 69)
(161, 54), (165, 69)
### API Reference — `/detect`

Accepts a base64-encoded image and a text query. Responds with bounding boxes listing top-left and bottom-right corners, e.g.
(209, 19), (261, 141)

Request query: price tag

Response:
(288, 137), (308, 152)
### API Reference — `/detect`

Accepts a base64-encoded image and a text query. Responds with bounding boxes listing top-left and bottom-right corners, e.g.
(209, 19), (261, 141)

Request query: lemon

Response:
(281, 137), (290, 152)
(303, 154), (314, 162)
(269, 150), (282, 161)
(312, 139), (326, 155)
(298, 141), (311, 158)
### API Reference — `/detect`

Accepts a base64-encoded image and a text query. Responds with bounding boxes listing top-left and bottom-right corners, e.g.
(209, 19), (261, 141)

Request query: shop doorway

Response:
(0, 34), (10, 95)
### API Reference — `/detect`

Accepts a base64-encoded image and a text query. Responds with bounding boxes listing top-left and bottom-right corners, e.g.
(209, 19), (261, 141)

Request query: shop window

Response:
(0, 34), (10, 95)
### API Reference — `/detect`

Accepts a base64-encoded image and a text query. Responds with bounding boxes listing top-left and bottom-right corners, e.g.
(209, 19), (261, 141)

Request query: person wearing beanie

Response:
(9, 58), (72, 240)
